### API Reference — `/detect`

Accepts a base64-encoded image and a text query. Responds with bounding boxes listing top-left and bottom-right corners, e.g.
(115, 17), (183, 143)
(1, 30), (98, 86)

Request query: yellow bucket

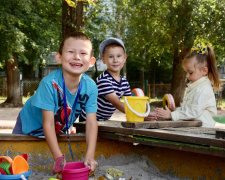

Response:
(124, 96), (150, 122)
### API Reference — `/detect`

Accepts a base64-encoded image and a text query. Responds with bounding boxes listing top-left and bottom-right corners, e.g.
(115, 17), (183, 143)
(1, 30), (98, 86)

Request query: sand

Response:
(27, 153), (179, 180)
(88, 153), (179, 180)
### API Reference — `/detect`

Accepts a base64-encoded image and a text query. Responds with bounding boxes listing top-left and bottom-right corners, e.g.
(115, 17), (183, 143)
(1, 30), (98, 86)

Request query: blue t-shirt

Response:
(20, 69), (98, 136)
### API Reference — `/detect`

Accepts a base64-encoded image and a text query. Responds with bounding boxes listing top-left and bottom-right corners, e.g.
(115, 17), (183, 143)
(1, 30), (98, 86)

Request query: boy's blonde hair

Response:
(59, 32), (92, 55)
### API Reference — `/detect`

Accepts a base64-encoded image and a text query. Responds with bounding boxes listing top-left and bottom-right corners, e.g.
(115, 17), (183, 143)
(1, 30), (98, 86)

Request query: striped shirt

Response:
(79, 70), (131, 121)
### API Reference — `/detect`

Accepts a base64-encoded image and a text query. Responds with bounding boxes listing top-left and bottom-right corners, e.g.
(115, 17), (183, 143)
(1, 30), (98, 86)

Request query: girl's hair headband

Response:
(191, 44), (207, 55)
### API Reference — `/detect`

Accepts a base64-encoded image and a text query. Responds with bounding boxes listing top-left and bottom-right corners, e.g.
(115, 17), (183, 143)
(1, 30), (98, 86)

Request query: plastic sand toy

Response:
(0, 154), (30, 179)
(124, 96), (150, 122)
(163, 94), (175, 110)
(56, 162), (90, 180)
(131, 88), (145, 97)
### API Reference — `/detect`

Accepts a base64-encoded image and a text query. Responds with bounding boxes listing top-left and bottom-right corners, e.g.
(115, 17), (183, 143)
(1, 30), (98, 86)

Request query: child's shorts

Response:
(12, 113), (23, 134)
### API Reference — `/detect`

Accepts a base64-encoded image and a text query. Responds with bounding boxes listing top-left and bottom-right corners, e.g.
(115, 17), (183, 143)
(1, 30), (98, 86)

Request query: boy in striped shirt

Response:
(80, 37), (131, 121)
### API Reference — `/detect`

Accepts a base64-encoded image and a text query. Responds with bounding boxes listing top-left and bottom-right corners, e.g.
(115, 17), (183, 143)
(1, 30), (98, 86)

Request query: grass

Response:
(0, 96), (6, 101)
(0, 96), (6, 103)
(149, 97), (163, 102)
(217, 99), (225, 107)
(0, 96), (30, 104)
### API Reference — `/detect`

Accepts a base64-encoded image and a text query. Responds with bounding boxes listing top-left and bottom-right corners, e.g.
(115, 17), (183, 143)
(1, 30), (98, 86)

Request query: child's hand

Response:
(144, 113), (157, 121)
(84, 156), (98, 173)
(155, 106), (172, 120)
(52, 155), (66, 174)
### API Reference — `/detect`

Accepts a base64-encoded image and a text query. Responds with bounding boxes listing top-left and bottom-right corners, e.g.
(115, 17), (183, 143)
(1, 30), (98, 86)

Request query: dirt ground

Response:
(1, 106), (225, 122)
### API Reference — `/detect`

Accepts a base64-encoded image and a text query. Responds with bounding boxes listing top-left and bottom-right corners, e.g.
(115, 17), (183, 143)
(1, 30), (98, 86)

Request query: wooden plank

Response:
(74, 121), (225, 148)
(98, 132), (133, 143)
(0, 134), (86, 142)
(121, 120), (202, 129)
(133, 137), (225, 158)
(97, 126), (134, 135)
(133, 128), (225, 148)
(74, 122), (134, 135)
(99, 132), (225, 158)
(215, 129), (225, 139)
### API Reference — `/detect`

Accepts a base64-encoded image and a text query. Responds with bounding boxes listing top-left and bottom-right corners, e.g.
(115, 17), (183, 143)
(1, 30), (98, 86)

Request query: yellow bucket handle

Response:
(124, 97), (150, 117)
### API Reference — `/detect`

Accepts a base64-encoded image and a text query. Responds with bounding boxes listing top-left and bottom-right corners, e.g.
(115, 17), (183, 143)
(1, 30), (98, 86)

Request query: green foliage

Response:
(83, 1), (116, 56)
(0, 0), (61, 68)
(108, 0), (225, 83)
(1, 0), (225, 84)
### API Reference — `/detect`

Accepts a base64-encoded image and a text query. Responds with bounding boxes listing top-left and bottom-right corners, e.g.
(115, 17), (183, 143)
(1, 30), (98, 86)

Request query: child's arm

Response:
(155, 106), (172, 120)
(84, 112), (98, 172)
(42, 109), (66, 174)
(105, 93), (125, 113)
(144, 113), (158, 121)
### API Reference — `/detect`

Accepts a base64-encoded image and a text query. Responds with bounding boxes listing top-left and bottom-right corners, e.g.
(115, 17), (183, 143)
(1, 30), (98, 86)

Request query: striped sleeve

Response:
(121, 78), (131, 96)
(97, 78), (114, 96)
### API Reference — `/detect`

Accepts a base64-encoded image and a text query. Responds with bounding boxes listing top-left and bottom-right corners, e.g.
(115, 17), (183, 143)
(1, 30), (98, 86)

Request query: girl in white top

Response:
(155, 45), (221, 128)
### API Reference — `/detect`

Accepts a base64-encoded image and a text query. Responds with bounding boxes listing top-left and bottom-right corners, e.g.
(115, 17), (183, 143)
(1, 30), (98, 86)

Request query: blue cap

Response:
(100, 37), (126, 56)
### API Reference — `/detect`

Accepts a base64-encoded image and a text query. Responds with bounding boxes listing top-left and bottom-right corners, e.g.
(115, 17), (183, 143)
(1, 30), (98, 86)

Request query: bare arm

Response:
(105, 93), (125, 113)
(42, 109), (63, 159)
(84, 113), (98, 172)
(42, 109), (66, 174)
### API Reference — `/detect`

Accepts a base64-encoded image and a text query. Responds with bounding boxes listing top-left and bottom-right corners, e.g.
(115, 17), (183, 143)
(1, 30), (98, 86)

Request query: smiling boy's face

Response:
(101, 45), (127, 75)
(55, 37), (95, 77)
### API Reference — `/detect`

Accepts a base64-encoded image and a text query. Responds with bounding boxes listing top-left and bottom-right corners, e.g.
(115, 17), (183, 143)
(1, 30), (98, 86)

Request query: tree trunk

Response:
(76, 1), (83, 29)
(1, 56), (23, 107)
(170, 49), (186, 107)
(62, 0), (83, 38)
(62, 0), (76, 38)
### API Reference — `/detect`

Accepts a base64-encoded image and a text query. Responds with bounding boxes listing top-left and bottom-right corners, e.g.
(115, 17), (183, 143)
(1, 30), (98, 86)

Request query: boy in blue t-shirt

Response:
(80, 37), (131, 121)
(12, 32), (98, 174)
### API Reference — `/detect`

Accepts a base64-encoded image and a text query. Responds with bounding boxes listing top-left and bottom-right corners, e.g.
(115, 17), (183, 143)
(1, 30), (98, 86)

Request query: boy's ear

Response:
(89, 57), (96, 67)
(124, 54), (128, 61)
(101, 56), (106, 64)
(55, 53), (62, 64)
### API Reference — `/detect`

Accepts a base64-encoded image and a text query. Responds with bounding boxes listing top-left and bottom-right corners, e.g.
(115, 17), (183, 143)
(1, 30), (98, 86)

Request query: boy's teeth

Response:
(71, 63), (82, 67)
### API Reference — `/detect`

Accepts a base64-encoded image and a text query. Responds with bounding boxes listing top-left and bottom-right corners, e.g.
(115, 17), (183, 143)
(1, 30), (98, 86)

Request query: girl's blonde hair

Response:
(183, 45), (220, 89)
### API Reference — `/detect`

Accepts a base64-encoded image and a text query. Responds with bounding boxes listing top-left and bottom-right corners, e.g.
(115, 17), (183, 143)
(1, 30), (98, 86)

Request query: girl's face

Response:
(182, 57), (208, 83)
